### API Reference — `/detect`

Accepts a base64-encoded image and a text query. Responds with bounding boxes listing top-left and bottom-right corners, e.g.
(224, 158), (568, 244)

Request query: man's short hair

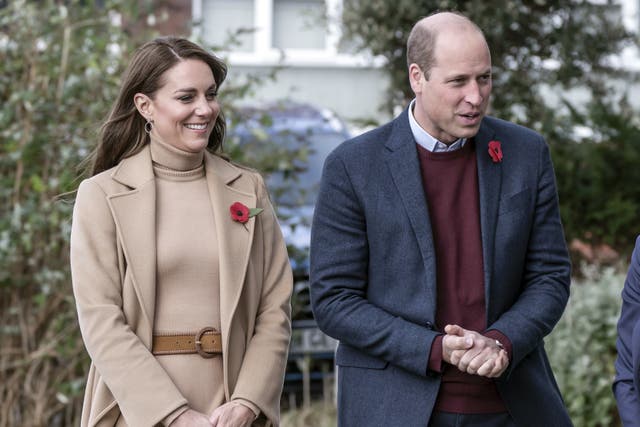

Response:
(406, 12), (485, 80)
(406, 23), (436, 79)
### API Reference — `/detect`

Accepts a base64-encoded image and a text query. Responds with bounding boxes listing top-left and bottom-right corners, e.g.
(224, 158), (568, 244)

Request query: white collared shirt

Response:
(408, 99), (467, 153)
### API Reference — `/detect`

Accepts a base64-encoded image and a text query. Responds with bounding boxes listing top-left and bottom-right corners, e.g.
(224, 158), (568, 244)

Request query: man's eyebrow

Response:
(445, 73), (469, 80)
(445, 70), (491, 80)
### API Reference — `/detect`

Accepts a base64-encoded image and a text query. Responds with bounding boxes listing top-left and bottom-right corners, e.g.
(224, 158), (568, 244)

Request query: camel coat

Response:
(71, 146), (293, 427)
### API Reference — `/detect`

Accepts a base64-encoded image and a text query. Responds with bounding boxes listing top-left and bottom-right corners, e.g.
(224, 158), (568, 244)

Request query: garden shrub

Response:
(546, 265), (625, 427)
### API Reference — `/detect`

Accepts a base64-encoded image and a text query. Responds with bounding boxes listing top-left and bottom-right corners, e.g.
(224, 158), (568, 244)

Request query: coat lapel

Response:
(384, 109), (437, 315)
(474, 121), (502, 318)
(204, 153), (256, 397)
(107, 146), (157, 341)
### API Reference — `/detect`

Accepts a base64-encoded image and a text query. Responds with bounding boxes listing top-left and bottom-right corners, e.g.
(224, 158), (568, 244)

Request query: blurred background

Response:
(2, 0), (640, 426)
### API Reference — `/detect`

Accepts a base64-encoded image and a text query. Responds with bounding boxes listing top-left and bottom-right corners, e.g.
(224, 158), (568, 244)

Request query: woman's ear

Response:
(133, 93), (152, 120)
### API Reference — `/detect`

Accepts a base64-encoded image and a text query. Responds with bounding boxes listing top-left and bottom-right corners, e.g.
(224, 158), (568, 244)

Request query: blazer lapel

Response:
(384, 109), (437, 315)
(107, 146), (157, 340)
(474, 121), (502, 318)
(204, 153), (256, 396)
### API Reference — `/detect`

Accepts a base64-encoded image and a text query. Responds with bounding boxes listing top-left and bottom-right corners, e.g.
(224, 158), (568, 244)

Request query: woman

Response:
(70, 37), (293, 427)
(615, 236), (640, 426)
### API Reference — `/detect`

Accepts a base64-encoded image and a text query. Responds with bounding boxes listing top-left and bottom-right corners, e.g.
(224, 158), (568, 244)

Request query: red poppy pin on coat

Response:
(230, 202), (263, 224)
(488, 140), (503, 163)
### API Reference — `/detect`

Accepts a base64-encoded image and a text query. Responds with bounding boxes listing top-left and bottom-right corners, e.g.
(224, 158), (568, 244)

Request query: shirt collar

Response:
(408, 99), (466, 153)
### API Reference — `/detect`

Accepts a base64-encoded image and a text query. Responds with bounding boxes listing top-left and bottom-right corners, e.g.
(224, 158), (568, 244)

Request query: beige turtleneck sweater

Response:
(151, 138), (221, 334)
(151, 138), (225, 423)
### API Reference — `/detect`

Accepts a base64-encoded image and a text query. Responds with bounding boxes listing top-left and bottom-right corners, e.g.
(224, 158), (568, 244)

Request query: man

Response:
(614, 236), (640, 426)
(310, 12), (572, 427)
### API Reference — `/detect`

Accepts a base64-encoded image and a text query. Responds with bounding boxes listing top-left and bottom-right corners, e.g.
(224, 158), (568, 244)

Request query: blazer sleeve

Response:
(71, 179), (187, 426)
(229, 173), (293, 425)
(486, 140), (571, 373)
(614, 236), (640, 426)
(310, 151), (439, 377)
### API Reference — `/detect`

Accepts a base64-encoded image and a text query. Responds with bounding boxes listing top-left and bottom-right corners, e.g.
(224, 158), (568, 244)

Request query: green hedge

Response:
(549, 99), (640, 255)
(546, 266), (625, 427)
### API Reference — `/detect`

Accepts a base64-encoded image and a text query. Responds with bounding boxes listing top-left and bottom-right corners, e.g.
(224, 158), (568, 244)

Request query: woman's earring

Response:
(144, 119), (153, 134)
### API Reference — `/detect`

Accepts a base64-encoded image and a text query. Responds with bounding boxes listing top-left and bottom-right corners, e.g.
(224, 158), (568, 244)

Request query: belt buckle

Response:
(195, 327), (216, 359)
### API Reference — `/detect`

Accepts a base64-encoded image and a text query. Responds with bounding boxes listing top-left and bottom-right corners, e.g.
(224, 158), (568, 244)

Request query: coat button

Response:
(425, 322), (434, 330)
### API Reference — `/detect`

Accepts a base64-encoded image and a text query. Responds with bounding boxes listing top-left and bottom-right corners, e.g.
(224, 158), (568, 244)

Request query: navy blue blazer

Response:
(614, 236), (640, 426)
(310, 109), (572, 426)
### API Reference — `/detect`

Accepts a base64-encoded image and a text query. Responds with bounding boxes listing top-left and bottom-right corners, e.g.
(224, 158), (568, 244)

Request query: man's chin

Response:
(452, 128), (481, 141)
(465, 122), (484, 137)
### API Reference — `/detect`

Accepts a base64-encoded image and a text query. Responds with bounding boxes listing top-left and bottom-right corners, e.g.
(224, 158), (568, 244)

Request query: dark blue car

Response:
(229, 101), (348, 407)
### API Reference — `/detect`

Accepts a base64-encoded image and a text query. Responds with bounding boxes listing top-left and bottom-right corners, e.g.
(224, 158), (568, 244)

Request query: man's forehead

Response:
(431, 30), (490, 64)
(430, 53), (492, 77)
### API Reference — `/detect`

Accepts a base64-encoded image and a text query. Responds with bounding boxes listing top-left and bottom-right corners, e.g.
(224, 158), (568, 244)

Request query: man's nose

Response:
(464, 81), (483, 106)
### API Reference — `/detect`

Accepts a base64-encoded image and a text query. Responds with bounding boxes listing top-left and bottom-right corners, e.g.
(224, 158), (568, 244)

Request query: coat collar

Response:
(109, 145), (243, 189)
(203, 154), (256, 396)
(106, 146), (256, 361)
(473, 121), (502, 315)
(110, 146), (155, 189)
(384, 108), (438, 315)
(107, 147), (157, 332)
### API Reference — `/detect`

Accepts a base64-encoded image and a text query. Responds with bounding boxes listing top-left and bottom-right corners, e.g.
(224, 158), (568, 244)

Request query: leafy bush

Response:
(546, 265), (625, 427)
(0, 1), (302, 425)
(549, 98), (640, 255)
(0, 1), (141, 425)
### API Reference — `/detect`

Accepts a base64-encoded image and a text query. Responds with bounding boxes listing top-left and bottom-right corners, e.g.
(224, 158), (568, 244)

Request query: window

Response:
(200, 0), (254, 52)
(272, 0), (326, 50)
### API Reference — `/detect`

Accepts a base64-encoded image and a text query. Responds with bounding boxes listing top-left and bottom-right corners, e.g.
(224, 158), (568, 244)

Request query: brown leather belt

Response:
(152, 327), (222, 359)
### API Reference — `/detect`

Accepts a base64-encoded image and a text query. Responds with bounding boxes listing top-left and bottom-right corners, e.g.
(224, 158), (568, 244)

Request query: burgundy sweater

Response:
(417, 141), (508, 413)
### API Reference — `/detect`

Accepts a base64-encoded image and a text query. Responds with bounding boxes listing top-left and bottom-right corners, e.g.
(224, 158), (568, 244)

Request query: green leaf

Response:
(248, 207), (263, 218)
(30, 174), (45, 193)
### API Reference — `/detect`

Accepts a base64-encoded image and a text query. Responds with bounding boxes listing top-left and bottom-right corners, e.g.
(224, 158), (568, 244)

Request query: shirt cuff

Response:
(161, 404), (189, 426)
(484, 329), (512, 361)
(427, 334), (445, 374)
(232, 398), (260, 420)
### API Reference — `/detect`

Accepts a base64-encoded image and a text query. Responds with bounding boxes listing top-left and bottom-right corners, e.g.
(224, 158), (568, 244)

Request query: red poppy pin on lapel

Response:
(230, 202), (263, 224)
(488, 140), (503, 163)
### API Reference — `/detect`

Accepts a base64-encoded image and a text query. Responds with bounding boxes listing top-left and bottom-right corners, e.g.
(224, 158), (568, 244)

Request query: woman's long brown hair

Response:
(87, 37), (227, 176)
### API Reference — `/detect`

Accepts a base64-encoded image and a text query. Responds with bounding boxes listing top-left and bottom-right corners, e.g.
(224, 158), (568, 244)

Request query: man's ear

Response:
(133, 93), (152, 120)
(408, 63), (424, 94)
